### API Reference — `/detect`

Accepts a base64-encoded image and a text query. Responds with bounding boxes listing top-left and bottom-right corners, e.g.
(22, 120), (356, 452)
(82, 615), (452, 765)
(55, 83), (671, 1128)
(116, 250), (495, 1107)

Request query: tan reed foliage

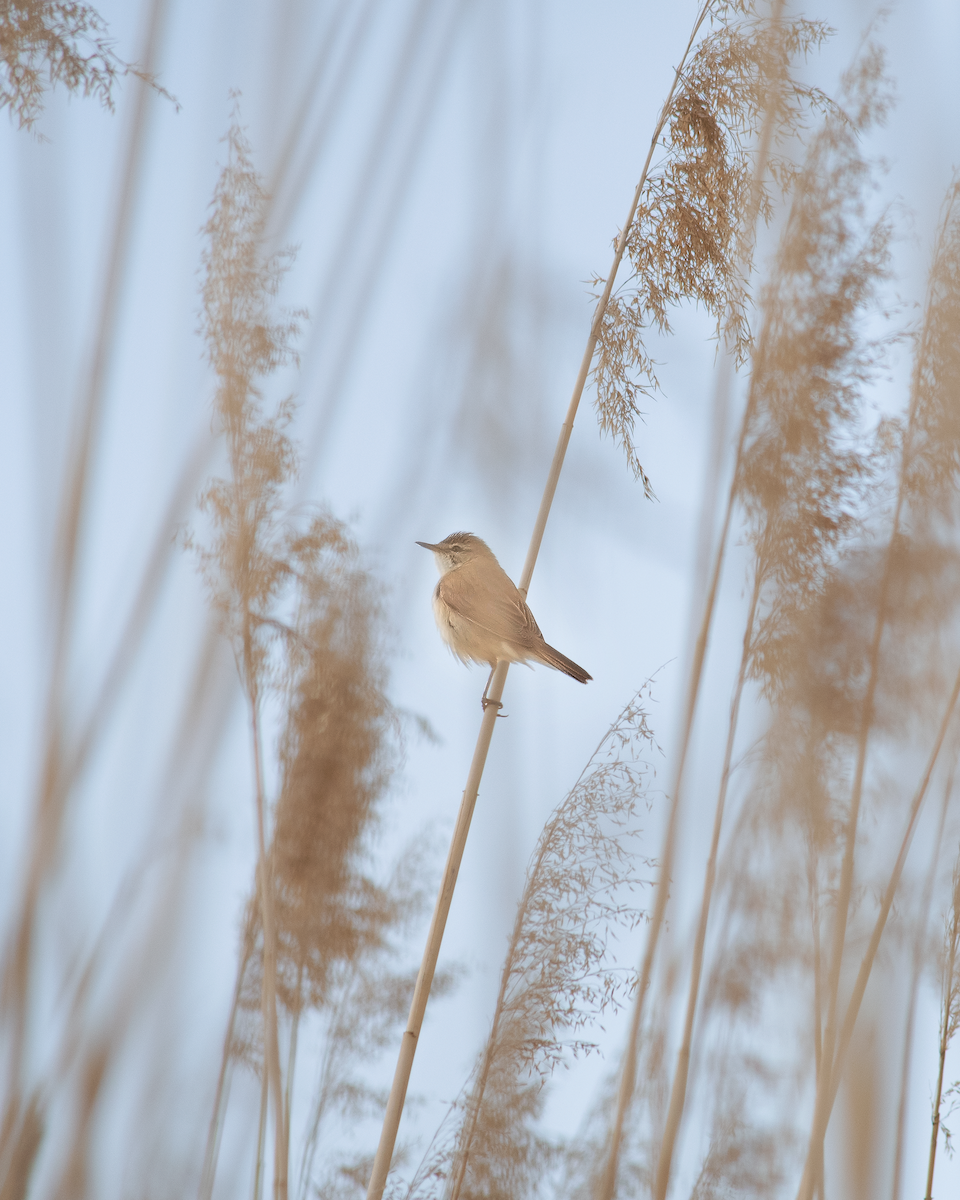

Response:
(0, 0), (171, 130)
(593, 0), (832, 495)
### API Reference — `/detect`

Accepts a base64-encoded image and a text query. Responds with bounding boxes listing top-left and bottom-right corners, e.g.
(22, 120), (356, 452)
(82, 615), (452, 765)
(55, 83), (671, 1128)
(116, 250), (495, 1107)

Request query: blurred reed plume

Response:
(0, 0), (130, 127)
(0, 0), (171, 129)
(190, 109), (417, 1200)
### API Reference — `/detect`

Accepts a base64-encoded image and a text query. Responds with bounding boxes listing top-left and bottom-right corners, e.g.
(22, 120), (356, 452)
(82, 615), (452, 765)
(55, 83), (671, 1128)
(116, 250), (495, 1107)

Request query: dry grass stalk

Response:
(926, 848), (960, 1199)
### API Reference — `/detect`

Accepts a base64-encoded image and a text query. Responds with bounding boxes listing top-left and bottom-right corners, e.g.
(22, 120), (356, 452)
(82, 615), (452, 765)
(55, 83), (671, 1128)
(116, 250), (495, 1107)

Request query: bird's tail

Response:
(539, 643), (592, 684)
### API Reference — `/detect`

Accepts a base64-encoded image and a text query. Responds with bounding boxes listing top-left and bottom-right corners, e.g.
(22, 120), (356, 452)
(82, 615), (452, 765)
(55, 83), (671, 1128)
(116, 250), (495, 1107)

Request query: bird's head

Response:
(415, 531), (495, 574)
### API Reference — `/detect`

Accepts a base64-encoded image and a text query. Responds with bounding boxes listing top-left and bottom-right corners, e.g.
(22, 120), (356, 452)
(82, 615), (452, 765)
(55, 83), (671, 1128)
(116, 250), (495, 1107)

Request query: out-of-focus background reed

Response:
(3, 1), (960, 1197)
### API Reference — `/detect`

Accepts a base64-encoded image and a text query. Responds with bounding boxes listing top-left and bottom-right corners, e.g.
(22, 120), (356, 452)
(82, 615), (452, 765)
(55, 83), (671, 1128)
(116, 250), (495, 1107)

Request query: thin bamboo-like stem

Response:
(795, 662), (960, 1200)
(199, 923), (255, 1200)
(926, 940), (956, 1200)
(254, 1064), (269, 1200)
(597, 414), (744, 1200)
(284, 966), (304, 1175)
(926, 1030), (949, 1200)
(248, 687), (286, 1200)
(808, 853), (826, 1200)
(652, 572), (761, 1199)
(364, 9), (718, 1197)
(891, 758), (956, 1200)
(365, 658), (508, 1200)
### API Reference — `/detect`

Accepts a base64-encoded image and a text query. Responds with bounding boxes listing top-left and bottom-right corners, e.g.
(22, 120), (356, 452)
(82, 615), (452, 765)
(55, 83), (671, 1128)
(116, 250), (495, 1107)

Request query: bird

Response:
(416, 532), (592, 710)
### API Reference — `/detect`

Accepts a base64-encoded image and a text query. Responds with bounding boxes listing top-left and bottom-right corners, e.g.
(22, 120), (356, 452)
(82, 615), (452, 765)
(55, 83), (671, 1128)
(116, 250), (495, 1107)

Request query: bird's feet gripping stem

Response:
(481, 669), (507, 717)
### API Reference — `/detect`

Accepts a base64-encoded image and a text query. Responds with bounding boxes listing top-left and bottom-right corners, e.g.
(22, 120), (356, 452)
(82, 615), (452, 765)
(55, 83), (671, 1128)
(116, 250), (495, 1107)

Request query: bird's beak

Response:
(415, 540), (440, 551)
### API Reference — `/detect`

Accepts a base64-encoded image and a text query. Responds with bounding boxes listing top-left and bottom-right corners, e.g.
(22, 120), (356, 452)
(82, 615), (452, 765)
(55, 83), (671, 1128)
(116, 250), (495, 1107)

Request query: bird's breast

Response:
(432, 584), (458, 649)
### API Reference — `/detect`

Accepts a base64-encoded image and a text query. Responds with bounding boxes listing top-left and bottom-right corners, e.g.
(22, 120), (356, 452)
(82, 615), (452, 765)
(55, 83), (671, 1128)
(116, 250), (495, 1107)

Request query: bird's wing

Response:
(437, 563), (542, 648)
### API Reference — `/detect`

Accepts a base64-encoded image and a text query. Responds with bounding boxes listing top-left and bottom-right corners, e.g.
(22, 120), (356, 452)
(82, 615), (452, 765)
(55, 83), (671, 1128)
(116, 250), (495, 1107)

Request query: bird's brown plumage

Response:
(423, 534), (591, 684)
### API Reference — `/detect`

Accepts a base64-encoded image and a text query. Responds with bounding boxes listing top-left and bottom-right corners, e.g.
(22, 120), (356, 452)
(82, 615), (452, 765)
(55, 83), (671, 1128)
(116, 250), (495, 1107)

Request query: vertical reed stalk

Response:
(925, 841), (960, 1200)
(652, 572), (762, 1199)
(254, 1065), (269, 1200)
(199, 928), (254, 1200)
(284, 966), (304, 1174)
(248, 684), (286, 1200)
(797, 664), (960, 1199)
(926, 1021), (949, 1200)
(365, 659), (508, 1200)
(891, 759), (955, 1200)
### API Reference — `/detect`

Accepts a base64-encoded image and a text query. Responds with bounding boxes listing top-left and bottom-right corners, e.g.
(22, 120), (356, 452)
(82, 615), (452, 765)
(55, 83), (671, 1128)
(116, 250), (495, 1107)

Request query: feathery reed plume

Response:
(593, 0), (832, 494)
(926, 847), (960, 1200)
(440, 688), (657, 1200)
(206, 548), (425, 1200)
(0, 0), (171, 130)
(190, 103), (310, 1200)
(270, 553), (397, 1013)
